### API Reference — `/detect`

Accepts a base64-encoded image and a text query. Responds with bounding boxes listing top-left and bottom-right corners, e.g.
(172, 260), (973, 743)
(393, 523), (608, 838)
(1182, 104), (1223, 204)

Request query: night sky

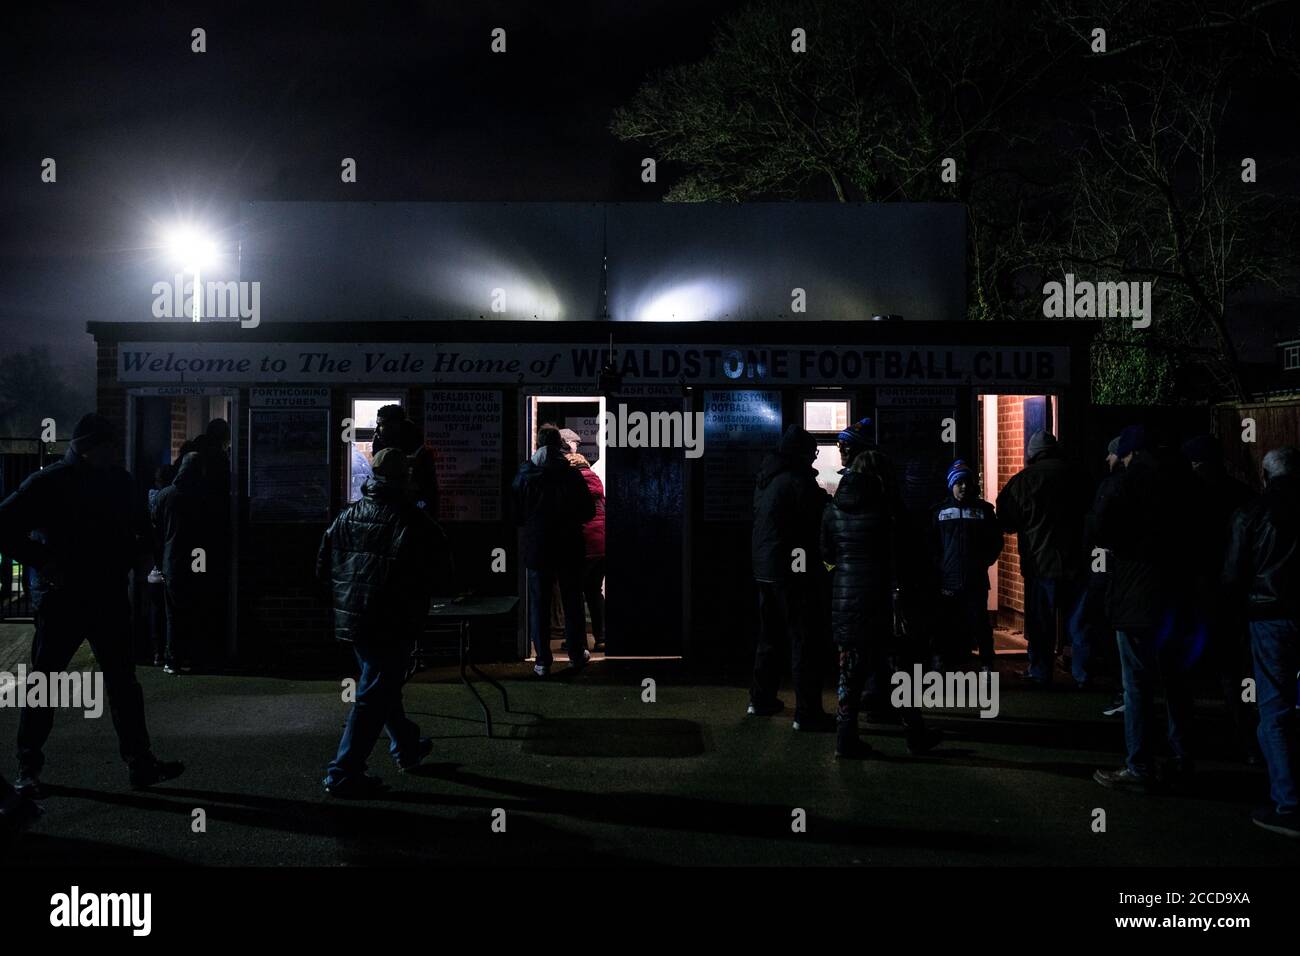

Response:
(3, 1), (1298, 402)
(1, 1), (744, 381)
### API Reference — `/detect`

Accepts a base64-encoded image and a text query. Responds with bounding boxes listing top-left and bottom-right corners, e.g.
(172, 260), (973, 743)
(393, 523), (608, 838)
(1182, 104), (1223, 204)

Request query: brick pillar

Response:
(996, 395), (1027, 626)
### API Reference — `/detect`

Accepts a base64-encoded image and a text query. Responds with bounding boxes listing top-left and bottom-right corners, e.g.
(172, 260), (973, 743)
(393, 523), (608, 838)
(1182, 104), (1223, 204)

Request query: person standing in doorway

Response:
(512, 425), (595, 676)
(0, 413), (184, 797)
(749, 424), (832, 731)
(152, 452), (214, 674)
(562, 429), (607, 654)
(996, 430), (1091, 687)
(317, 447), (441, 797)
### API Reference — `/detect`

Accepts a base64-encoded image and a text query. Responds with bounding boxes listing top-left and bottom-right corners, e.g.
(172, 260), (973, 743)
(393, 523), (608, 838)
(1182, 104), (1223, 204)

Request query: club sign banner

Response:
(119, 342), (1071, 386)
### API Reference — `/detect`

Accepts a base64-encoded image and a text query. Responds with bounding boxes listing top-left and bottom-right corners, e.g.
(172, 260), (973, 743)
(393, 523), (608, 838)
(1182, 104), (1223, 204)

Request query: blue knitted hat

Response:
(946, 459), (974, 490)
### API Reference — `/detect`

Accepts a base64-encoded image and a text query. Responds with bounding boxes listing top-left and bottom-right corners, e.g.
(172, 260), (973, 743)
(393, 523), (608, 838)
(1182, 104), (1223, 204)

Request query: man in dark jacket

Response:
(996, 430), (1091, 686)
(1184, 434), (1259, 762)
(1093, 425), (1196, 793)
(317, 448), (440, 797)
(749, 424), (832, 730)
(1222, 446), (1300, 837)
(931, 460), (1002, 671)
(0, 414), (183, 797)
(151, 452), (216, 673)
(512, 425), (595, 676)
(373, 404), (440, 516)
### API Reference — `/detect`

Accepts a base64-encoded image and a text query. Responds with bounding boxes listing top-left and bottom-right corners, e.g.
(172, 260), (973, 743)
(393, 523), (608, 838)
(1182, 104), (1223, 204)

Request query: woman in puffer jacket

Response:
(820, 450), (940, 759)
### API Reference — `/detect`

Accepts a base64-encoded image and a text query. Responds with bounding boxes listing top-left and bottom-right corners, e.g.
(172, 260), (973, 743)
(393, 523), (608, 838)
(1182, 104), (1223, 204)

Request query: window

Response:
(347, 397), (401, 502)
(1285, 344), (1300, 371)
(804, 400), (849, 433)
(804, 399), (852, 494)
(813, 444), (843, 495)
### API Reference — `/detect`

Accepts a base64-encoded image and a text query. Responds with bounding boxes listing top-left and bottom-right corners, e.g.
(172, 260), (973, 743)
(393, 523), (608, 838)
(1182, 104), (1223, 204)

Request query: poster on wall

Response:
(248, 390), (331, 522)
(702, 389), (781, 521)
(423, 390), (503, 522)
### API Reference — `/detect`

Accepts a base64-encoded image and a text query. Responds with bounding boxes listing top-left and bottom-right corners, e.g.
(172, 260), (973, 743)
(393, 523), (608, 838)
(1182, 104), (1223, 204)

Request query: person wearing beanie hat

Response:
(1025, 429), (1058, 464)
(778, 423), (818, 460)
(1115, 424), (1146, 462)
(821, 448), (941, 758)
(931, 460), (1002, 671)
(0, 412), (184, 795)
(836, 417), (873, 474)
(1106, 436), (1121, 469)
(317, 445), (444, 797)
(749, 422), (833, 730)
(1224, 447), (1300, 834)
(512, 423), (596, 677)
(997, 429), (1093, 686)
(68, 412), (117, 457)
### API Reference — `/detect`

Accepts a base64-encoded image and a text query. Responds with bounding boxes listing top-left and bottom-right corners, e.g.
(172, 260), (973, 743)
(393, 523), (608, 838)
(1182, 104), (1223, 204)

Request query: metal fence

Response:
(0, 438), (63, 621)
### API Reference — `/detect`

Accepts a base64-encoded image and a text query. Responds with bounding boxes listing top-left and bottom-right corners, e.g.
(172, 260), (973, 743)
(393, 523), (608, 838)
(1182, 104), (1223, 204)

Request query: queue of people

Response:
(0, 408), (1295, 843)
(746, 420), (1300, 839)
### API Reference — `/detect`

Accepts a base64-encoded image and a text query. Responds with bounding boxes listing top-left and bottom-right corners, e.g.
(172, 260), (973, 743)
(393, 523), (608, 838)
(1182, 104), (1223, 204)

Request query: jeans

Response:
(752, 580), (824, 719)
(1024, 575), (1088, 684)
(1116, 627), (1194, 777)
(527, 565), (587, 666)
(18, 590), (152, 776)
(326, 638), (421, 786)
(1249, 619), (1299, 814)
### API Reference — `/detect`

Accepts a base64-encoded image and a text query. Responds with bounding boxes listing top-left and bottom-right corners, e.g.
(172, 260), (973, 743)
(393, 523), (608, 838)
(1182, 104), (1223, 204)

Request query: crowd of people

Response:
(0, 407), (1295, 842)
(745, 418), (1299, 838)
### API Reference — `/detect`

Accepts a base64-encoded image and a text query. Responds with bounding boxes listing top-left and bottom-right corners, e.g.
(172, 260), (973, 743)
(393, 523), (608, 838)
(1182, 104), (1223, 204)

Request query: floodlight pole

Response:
(192, 265), (202, 322)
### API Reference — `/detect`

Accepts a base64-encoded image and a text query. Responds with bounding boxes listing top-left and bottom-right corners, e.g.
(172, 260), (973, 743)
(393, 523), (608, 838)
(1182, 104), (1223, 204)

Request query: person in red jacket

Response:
(563, 430), (607, 653)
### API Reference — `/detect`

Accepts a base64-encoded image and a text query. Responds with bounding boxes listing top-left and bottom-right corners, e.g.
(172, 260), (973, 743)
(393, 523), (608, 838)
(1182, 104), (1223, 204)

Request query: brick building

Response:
(89, 318), (1097, 669)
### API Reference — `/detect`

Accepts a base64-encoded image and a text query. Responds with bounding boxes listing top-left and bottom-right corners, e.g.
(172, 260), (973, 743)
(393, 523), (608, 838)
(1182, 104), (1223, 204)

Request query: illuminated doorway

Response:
(976, 392), (1059, 638)
(524, 395), (607, 662)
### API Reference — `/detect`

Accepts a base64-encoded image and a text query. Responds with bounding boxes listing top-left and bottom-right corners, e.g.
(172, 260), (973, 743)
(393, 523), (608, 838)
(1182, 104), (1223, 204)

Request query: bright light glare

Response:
(634, 278), (738, 322)
(164, 226), (218, 271)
